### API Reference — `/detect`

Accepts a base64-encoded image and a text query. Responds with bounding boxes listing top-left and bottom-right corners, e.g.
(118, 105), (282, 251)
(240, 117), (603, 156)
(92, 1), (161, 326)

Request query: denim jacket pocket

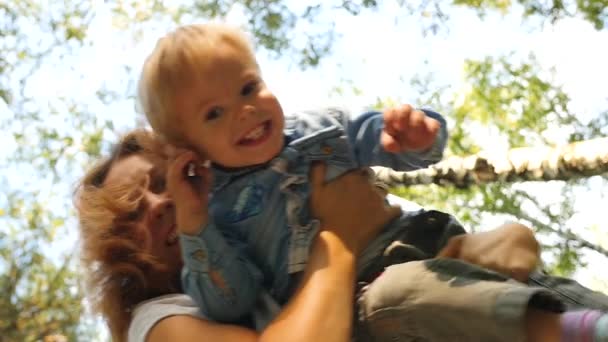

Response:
(300, 130), (356, 178)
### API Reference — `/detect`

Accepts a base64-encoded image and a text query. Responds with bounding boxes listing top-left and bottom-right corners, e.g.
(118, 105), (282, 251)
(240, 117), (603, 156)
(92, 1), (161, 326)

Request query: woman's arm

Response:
(261, 164), (399, 342)
(147, 231), (356, 342)
(147, 164), (398, 342)
(258, 230), (357, 342)
(147, 315), (257, 342)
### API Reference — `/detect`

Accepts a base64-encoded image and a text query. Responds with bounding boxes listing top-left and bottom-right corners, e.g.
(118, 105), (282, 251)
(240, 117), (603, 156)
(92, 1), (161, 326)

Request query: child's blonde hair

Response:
(138, 23), (257, 144)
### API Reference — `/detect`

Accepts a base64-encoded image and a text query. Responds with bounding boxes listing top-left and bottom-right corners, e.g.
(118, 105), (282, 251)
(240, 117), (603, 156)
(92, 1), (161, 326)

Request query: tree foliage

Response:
(1, 0), (606, 339)
(454, 0), (608, 29)
(392, 54), (607, 276)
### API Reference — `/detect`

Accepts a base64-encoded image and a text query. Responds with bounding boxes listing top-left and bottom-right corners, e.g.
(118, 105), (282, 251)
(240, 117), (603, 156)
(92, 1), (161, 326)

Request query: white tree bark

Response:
(374, 137), (608, 188)
(374, 137), (608, 258)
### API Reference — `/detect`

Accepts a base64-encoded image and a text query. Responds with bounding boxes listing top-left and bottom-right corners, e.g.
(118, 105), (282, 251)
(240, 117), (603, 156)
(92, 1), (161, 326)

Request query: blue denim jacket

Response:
(179, 107), (447, 322)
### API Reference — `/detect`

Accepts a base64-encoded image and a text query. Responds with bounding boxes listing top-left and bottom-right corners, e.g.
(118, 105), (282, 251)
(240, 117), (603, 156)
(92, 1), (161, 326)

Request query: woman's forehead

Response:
(104, 154), (154, 187)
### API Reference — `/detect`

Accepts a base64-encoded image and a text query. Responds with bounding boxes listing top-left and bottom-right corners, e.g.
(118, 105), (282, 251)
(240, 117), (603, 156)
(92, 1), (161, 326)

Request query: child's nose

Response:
(237, 105), (256, 120)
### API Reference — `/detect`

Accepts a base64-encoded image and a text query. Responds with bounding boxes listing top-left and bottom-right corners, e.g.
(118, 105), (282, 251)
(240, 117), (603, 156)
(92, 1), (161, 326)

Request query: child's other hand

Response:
(166, 149), (212, 235)
(381, 104), (440, 153)
(437, 223), (541, 282)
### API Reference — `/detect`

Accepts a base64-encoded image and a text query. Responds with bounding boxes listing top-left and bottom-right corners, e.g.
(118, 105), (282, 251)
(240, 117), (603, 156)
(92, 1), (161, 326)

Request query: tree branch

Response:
(514, 211), (608, 258)
(374, 137), (608, 188)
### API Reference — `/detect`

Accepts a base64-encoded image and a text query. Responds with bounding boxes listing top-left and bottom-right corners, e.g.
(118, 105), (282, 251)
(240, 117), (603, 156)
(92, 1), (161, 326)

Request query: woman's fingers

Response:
(309, 162), (327, 189)
(309, 166), (401, 254)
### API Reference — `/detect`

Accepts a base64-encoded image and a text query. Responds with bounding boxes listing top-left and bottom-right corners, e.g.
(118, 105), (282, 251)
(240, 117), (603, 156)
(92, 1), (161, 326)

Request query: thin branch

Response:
(514, 211), (608, 258)
(374, 137), (608, 188)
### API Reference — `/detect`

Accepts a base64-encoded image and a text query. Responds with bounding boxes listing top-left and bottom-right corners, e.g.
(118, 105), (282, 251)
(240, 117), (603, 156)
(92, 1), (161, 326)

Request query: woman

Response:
(75, 130), (608, 342)
(75, 129), (400, 341)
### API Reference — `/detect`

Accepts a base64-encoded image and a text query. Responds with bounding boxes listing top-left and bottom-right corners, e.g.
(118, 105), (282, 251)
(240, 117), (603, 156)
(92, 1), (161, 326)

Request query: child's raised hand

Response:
(166, 149), (212, 236)
(381, 104), (441, 153)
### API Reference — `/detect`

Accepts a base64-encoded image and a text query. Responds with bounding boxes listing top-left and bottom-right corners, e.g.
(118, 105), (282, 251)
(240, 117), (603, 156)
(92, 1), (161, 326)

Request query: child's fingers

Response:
(167, 151), (198, 190)
(194, 163), (213, 194)
(177, 152), (198, 175)
(407, 109), (424, 130)
(380, 131), (401, 153)
(395, 104), (414, 131)
(383, 107), (400, 135)
(423, 116), (440, 135)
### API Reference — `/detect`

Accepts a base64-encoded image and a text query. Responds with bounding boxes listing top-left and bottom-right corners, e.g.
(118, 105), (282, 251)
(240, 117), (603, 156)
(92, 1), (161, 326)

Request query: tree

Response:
(1, 0), (606, 339)
(0, 1), (103, 339)
(387, 54), (608, 275)
(375, 137), (608, 258)
(375, 137), (608, 187)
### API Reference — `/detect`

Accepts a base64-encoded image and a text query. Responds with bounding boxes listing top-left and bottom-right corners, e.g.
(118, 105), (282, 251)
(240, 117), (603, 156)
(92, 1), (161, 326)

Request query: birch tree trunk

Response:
(374, 137), (608, 188)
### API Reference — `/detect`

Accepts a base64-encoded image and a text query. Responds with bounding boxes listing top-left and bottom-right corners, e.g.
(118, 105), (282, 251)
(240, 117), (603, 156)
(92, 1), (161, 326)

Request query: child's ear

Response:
(156, 133), (188, 159)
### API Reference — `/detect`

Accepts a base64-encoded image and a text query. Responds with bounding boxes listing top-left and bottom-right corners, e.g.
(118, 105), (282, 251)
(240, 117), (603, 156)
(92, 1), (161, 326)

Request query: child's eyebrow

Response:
(196, 97), (214, 114)
(242, 69), (260, 80)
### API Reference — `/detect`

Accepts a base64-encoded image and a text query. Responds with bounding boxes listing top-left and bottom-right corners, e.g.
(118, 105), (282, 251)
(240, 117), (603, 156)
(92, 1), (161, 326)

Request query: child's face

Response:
(173, 43), (284, 168)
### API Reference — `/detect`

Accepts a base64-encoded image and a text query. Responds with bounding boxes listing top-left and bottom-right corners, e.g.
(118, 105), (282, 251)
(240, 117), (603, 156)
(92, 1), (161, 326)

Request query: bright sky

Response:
(1, 2), (607, 338)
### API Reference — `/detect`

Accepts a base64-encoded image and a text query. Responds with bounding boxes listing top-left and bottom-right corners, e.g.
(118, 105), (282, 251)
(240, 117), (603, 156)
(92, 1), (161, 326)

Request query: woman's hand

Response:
(437, 222), (541, 282)
(166, 149), (212, 235)
(259, 163), (399, 342)
(309, 163), (401, 254)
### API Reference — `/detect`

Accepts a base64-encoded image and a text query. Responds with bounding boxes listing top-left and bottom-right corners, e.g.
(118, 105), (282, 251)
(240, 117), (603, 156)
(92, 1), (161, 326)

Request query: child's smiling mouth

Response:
(238, 120), (272, 146)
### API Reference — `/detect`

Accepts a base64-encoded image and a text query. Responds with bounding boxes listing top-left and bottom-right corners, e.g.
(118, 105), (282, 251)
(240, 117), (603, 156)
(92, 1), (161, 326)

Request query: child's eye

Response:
(205, 107), (223, 121)
(241, 81), (258, 96)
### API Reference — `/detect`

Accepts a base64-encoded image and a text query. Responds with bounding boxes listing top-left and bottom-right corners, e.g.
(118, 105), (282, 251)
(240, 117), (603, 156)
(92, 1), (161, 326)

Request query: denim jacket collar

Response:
(211, 134), (300, 191)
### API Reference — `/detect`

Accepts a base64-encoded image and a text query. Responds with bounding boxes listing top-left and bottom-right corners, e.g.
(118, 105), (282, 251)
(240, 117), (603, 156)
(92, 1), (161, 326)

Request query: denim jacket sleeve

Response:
(180, 220), (263, 323)
(345, 108), (448, 170)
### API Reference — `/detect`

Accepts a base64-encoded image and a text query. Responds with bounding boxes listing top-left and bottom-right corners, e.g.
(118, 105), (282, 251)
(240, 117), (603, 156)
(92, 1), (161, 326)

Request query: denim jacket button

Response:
(321, 146), (333, 154)
(192, 249), (207, 262)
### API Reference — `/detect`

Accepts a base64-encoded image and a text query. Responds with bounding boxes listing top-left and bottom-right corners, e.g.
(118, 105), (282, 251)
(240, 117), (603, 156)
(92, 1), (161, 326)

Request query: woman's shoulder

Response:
(128, 294), (205, 342)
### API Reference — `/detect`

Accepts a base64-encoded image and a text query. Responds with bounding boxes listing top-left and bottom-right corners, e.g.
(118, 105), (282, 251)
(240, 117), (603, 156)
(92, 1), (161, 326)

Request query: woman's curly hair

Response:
(74, 130), (180, 342)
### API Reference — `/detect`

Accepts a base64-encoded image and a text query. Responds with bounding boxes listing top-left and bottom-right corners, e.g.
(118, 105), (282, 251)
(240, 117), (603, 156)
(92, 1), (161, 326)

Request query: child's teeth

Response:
(245, 125), (265, 140)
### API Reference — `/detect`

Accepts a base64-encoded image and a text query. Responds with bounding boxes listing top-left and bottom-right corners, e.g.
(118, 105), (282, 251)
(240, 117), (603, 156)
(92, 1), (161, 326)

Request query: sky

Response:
(1, 1), (607, 338)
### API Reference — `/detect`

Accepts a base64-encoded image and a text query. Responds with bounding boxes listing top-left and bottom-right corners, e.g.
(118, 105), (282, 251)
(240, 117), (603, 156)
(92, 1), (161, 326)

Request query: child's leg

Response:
(526, 271), (608, 341)
(527, 272), (608, 341)
(526, 309), (561, 342)
(356, 258), (564, 342)
(531, 309), (608, 341)
(557, 310), (608, 342)
(356, 258), (608, 342)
